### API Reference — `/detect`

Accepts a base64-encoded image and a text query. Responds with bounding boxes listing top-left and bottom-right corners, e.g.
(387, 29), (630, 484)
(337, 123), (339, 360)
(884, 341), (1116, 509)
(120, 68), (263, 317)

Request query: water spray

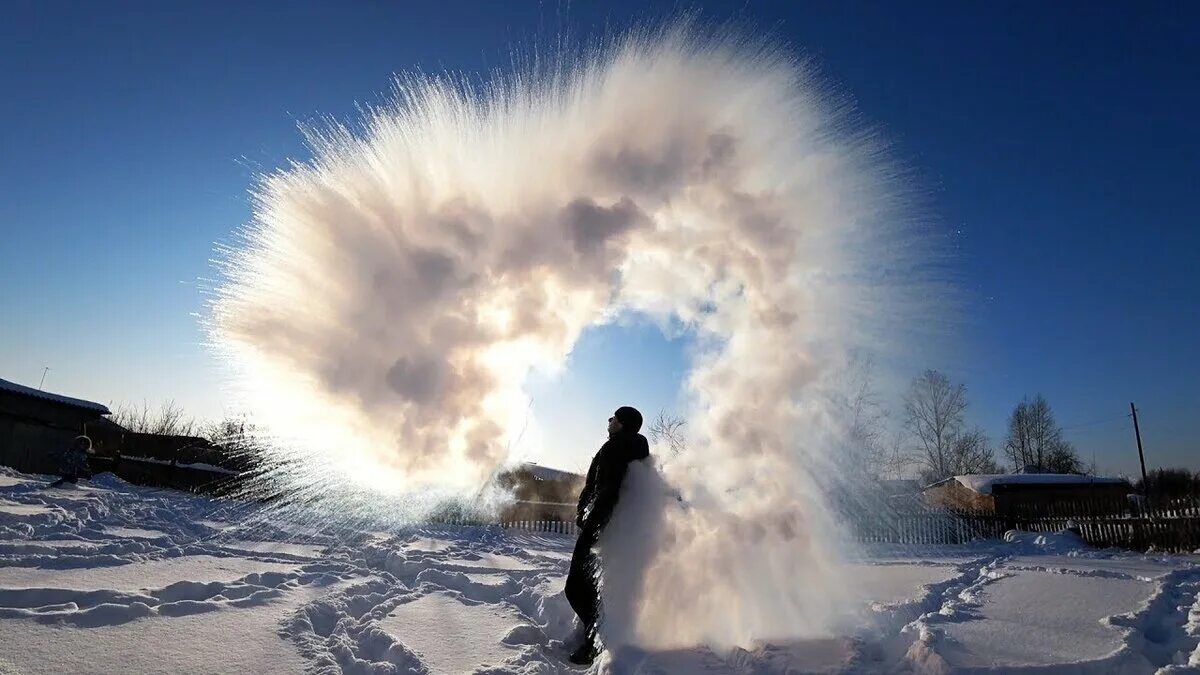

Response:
(210, 22), (929, 651)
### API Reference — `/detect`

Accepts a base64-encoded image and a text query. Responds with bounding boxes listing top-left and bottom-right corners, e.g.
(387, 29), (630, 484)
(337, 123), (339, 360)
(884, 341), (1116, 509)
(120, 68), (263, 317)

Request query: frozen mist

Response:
(209, 24), (931, 653)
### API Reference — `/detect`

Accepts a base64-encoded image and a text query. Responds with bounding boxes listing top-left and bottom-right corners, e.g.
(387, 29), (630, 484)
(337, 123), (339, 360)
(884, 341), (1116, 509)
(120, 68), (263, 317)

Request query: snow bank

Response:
(121, 456), (239, 475)
(1003, 528), (1089, 554)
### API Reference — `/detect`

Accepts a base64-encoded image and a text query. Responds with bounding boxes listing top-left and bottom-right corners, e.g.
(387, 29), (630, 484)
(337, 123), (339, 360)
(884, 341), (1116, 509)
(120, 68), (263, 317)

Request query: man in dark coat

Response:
(566, 405), (650, 665)
(48, 436), (91, 488)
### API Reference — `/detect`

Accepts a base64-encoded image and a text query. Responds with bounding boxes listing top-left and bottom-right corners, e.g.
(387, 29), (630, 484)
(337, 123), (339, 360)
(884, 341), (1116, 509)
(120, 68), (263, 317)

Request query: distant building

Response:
(0, 377), (110, 474)
(923, 472), (1131, 513)
(499, 462), (585, 522)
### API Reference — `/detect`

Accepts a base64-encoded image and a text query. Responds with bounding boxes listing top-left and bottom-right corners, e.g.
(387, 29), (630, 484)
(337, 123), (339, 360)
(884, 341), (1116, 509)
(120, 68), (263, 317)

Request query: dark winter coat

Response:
(575, 429), (650, 542)
(59, 445), (88, 477)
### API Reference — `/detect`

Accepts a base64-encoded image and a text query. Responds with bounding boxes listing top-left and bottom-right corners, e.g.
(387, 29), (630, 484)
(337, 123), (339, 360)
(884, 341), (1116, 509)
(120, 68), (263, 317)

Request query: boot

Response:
(568, 626), (599, 665)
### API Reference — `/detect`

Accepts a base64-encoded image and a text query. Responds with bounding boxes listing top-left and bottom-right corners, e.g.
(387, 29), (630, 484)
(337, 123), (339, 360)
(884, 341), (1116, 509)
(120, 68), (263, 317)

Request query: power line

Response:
(1060, 413), (1131, 432)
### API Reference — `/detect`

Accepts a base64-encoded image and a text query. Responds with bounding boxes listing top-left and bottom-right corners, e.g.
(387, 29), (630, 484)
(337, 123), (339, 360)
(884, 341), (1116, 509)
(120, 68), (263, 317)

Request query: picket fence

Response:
(501, 520), (580, 535)
(856, 497), (1200, 552)
(422, 513), (580, 536)
(434, 497), (1200, 553)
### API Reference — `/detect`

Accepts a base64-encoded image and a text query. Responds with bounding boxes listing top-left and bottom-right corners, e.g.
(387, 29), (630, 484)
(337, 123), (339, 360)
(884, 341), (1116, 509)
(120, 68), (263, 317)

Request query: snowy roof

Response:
(0, 378), (111, 415)
(953, 473), (1129, 495)
(520, 462), (581, 482)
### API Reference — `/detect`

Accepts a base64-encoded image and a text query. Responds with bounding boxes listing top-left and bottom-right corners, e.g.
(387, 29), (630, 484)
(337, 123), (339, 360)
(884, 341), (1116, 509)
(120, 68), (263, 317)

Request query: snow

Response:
(0, 555), (301, 592)
(220, 540), (327, 558)
(954, 473), (1129, 495)
(103, 525), (168, 539)
(121, 456), (240, 474)
(442, 551), (537, 572)
(465, 573), (509, 585)
(939, 570), (1154, 667)
(378, 593), (522, 673)
(1003, 527), (1089, 552)
(0, 500), (53, 515)
(403, 536), (454, 553)
(1, 466), (1198, 674)
(851, 562), (963, 606)
(0, 578), (346, 675)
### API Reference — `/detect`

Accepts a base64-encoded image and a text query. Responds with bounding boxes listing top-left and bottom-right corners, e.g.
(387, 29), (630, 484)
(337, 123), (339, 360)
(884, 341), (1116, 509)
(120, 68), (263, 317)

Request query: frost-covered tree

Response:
(647, 410), (687, 456)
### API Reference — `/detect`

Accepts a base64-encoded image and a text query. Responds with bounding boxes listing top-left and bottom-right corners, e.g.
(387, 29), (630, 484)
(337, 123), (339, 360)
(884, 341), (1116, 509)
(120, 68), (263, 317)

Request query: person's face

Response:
(607, 413), (622, 436)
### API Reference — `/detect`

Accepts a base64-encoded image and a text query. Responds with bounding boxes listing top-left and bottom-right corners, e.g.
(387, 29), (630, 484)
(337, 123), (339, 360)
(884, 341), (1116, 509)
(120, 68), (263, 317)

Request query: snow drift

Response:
(210, 23), (928, 651)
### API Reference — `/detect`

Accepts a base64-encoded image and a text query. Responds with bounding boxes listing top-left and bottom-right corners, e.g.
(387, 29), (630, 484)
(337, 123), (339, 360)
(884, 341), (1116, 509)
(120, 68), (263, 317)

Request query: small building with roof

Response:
(923, 471), (1132, 513)
(498, 462), (585, 522)
(0, 377), (111, 474)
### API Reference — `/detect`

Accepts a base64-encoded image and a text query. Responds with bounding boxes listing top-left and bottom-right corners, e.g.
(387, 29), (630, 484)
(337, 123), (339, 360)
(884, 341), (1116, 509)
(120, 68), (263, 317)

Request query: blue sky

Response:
(1, 2), (1196, 475)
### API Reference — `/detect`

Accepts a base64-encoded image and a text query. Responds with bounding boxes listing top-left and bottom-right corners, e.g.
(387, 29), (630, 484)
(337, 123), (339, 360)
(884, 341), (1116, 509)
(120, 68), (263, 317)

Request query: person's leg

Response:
(47, 477), (66, 488)
(565, 536), (599, 628)
(565, 535), (602, 663)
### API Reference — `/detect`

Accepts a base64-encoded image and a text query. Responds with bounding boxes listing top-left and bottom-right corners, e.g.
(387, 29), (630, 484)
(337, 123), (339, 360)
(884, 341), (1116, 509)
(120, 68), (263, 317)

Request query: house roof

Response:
(86, 416), (128, 433)
(949, 473), (1129, 496)
(0, 378), (111, 415)
(520, 462), (582, 482)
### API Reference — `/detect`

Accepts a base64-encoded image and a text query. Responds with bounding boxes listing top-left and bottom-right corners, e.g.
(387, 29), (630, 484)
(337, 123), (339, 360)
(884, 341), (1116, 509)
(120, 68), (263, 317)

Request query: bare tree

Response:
(1003, 395), (1081, 473)
(878, 430), (914, 481)
(903, 370), (969, 482)
(1045, 442), (1082, 474)
(842, 357), (912, 482)
(947, 428), (1001, 476)
(647, 410), (687, 455)
(110, 400), (196, 436)
(201, 415), (252, 448)
(848, 362), (884, 470)
(200, 415), (260, 471)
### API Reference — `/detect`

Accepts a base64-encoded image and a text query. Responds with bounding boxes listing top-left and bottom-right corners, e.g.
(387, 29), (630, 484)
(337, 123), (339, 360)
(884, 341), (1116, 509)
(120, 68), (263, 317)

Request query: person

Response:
(565, 406), (650, 665)
(48, 435), (91, 488)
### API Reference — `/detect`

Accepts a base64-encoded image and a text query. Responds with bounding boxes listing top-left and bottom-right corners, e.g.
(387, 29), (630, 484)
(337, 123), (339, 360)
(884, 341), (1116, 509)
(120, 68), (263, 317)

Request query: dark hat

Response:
(614, 406), (643, 433)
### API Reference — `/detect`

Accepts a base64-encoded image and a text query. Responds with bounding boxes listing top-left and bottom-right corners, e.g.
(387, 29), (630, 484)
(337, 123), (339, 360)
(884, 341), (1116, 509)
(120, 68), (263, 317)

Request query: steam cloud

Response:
(211, 24), (926, 651)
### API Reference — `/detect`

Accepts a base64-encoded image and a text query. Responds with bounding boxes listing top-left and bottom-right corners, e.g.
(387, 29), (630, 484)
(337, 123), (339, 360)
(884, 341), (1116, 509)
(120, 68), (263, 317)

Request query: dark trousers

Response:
(48, 474), (78, 488)
(565, 531), (600, 632)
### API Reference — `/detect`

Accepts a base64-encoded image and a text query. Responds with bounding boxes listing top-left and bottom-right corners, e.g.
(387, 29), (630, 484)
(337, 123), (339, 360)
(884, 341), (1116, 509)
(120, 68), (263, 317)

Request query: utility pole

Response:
(1130, 402), (1148, 496)
(38, 367), (50, 390)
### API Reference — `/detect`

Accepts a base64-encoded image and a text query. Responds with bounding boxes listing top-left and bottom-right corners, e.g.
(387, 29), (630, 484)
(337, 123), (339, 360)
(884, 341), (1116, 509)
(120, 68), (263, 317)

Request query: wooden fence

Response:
(486, 498), (1200, 553)
(500, 520), (579, 535)
(852, 497), (1200, 552)
(853, 507), (1006, 546)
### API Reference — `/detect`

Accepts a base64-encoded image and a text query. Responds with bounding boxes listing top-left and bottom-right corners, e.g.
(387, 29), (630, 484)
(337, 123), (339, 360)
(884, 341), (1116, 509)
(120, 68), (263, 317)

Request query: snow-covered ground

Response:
(0, 468), (1197, 674)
